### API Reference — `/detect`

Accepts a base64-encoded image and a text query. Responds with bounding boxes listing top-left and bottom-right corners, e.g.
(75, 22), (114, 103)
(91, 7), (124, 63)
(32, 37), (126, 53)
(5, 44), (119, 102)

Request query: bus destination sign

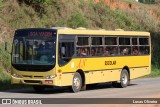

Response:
(28, 31), (53, 37)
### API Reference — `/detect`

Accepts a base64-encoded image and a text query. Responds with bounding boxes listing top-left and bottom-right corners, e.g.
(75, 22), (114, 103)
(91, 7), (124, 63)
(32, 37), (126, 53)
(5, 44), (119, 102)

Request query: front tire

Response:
(71, 72), (82, 93)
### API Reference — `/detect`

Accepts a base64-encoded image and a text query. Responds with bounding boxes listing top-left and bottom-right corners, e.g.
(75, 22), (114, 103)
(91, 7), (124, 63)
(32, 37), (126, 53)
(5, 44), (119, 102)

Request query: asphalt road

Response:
(0, 77), (160, 107)
(0, 77), (160, 98)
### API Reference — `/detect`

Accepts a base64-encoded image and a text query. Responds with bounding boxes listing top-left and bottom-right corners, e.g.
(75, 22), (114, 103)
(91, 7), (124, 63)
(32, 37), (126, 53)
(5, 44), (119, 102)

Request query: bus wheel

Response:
(71, 72), (82, 93)
(33, 85), (45, 93)
(119, 69), (129, 88)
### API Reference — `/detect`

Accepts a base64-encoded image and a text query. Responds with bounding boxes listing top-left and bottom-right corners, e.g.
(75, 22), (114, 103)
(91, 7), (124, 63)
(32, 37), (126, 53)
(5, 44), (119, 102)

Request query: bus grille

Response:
(22, 75), (44, 79)
(24, 80), (41, 84)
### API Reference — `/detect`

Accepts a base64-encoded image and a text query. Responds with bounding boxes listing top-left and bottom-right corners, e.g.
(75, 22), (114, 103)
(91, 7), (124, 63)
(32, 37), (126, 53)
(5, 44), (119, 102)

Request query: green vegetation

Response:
(142, 65), (160, 78)
(67, 12), (88, 28)
(0, 0), (160, 90)
(151, 32), (160, 69)
(0, 67), (28, 90)
(0, 66), (11, 90)
(0, 44), (11, 72)
(149, 65), (160, 77)
(139, 0), (155, 4)
(121, 0), (137, 3)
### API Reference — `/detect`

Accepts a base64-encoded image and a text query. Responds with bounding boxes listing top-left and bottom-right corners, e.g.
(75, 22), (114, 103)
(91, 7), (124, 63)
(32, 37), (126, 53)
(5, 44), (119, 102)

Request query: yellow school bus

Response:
(11, 27), (151, 92)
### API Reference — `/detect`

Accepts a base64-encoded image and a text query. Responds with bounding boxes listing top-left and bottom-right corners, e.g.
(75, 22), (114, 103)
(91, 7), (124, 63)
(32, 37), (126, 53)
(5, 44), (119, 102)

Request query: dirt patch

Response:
(95, 0), (160, 21)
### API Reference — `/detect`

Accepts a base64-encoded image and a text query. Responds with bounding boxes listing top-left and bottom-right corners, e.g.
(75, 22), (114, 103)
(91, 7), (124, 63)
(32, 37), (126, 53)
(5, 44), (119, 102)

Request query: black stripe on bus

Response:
(61, 66), (149, 74)
(84, 66), (149, 72)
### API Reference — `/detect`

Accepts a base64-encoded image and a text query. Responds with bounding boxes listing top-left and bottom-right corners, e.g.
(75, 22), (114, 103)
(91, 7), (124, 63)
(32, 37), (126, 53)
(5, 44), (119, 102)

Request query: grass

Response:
(148, 65), (160, 77)
(67, 12), (88, 28)
(0, 67), (30, 91)
(121, 0), (137, 3)
(141, 65), (160, 78)
(0, 0), (146, 30)
(0, 43), (11, 72)
(0, 67), (11, 90)
(0, 44), (28, 90)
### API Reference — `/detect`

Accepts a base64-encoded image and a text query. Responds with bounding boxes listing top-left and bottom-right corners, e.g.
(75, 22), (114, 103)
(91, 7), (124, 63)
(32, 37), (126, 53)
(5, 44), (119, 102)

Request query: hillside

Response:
(96, 0), (160, 31)
(0, 0), (159, 43)
(104, 0), (160, 20)
(0, 0), (160, 89)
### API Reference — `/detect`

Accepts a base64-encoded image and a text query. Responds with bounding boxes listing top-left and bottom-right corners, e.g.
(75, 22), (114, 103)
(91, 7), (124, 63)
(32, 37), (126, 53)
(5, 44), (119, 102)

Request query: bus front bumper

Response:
(11, 76), (56, 86)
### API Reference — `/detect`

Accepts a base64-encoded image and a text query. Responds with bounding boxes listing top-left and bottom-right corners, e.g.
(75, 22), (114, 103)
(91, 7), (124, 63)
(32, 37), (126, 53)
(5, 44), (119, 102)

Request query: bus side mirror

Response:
(5, 42), (8, 51)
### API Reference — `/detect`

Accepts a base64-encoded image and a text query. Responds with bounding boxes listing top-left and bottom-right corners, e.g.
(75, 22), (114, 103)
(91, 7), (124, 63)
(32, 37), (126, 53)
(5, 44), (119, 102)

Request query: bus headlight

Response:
(12, 73), (22, 78)
(45, 75), (56, 79)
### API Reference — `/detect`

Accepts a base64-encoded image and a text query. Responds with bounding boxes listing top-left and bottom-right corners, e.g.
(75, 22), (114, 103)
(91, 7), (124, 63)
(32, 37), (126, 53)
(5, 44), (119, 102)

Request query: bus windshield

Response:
(12, 29), (56, 71)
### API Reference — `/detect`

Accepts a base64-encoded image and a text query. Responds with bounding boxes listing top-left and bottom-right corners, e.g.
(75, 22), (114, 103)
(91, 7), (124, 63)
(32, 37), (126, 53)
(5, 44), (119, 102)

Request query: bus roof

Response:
(55, 27), (150, 36)
(15, 27), (150, 37)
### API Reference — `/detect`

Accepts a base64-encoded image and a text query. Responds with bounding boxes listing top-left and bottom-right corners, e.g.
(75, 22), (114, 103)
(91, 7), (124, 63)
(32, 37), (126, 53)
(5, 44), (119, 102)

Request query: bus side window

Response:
(59, 42), (75, 66)
(82, 47), (90, 56)
(119, 37), (131, 56)
(110, 47), (118, 56)
(138, 37), (149, 55)
(120, 47), (131, 55)
(139, 46), (150, 55)
(77, 47), (82, 56)
(76, 36), (90, 57)
(133, 47), (139, 55)
(92, 47), (104, 56)
(132, 38), (139, 55)
(77, 47), (90, 57)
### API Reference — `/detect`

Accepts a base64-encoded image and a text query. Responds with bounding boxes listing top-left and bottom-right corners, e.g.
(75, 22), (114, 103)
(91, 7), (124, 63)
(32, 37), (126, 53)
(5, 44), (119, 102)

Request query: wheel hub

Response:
(73, 77), (80, 89)
(122, 74), (128, 84)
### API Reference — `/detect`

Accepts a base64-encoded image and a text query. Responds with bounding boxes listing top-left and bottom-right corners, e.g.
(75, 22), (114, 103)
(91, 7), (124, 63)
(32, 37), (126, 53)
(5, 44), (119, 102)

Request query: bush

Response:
(151, 32), (160, 68)
(17, 0), (52, 5)
(114, 10), (132, 27)
(17, 0), (53, 16)
(139, 0), (155, 3)
(67, 12), (88, 28)
(0, 43), (11, 72)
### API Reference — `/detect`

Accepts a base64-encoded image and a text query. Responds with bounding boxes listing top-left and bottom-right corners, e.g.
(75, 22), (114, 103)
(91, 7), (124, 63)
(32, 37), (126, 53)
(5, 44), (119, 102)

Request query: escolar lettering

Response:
(105, 61), (116, 65)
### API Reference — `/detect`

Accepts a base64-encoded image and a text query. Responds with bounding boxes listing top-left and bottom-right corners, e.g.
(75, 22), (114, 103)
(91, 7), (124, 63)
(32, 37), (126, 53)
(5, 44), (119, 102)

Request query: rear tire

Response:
(33, 85), (45, 93)
(119, 69), (129, 88)
(70, 72), (82, 93)
(112, 69), (129, 88)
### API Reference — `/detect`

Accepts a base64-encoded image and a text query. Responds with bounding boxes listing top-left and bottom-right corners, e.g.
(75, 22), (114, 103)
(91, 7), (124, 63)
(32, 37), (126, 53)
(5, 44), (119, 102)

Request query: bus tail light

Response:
(45, 80), (53, 84)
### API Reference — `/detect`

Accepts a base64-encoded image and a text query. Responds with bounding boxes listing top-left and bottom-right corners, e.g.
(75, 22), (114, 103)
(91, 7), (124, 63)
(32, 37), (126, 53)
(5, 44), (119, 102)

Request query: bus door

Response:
(58, 35), (76, 66)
